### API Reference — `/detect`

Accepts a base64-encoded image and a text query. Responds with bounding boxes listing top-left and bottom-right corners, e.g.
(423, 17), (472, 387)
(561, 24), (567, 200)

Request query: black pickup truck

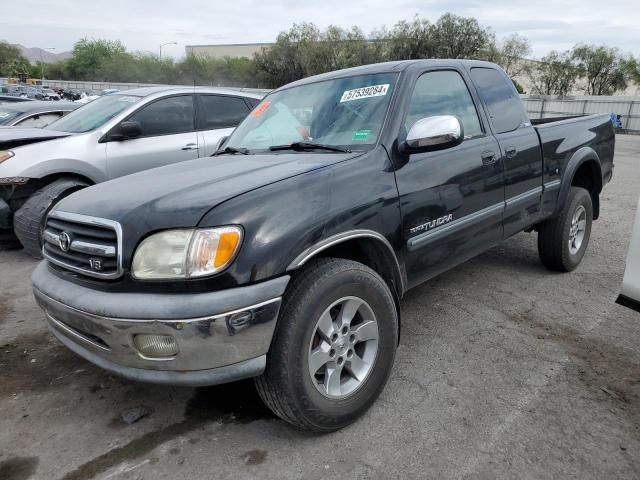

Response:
(32, 60), (614, 432)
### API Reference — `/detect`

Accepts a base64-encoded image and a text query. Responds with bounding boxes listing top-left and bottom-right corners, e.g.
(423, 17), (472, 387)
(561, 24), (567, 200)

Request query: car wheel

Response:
(537, 186), (593, 272)
(13, 178), (88, 258)
(255, 257), (398, 432)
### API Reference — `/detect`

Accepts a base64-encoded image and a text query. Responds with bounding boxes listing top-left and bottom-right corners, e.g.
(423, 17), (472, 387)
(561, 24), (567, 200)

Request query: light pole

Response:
(40, 47), (56, 80)
(159, 42), (177, 61)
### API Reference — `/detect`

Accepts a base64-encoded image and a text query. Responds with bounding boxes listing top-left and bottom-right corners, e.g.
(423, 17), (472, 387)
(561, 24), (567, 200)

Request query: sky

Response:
(2, 0), (639, 59)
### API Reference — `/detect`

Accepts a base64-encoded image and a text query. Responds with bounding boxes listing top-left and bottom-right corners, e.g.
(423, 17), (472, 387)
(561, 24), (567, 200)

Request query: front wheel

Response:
(537, 186), (593, 272)
(13, 178), (88, 258)
(255, 258), (398, 432)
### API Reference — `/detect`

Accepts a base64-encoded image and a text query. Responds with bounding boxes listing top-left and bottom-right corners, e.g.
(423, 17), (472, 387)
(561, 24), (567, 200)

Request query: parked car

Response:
(30, 60), (614, 432)
(16, 86), (39, 99)
(0, 101), (79, 127)
(0, 86), (263, 254)
(62, 89), (82, 101)
(0, 94), (34, 104)
(617, 197), (640, 312)
(36, 88), (61, 101)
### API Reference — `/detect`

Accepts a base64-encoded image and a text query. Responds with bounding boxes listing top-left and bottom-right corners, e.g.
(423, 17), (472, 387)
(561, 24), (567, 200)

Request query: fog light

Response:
(133, 334), (179, 358)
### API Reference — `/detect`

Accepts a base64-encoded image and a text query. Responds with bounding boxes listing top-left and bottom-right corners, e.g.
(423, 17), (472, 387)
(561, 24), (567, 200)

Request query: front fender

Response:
(19, 158), (107, 183)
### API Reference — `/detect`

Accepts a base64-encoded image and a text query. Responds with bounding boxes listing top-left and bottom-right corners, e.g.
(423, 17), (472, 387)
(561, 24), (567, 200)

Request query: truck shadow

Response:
(60, 380), (277, 480)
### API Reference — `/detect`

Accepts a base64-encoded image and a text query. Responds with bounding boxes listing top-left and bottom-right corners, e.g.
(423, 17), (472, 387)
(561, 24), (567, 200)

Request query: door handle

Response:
(481, 150), (497, 165)
(181, 143), (198, 151)
(504, 146), (517, 158)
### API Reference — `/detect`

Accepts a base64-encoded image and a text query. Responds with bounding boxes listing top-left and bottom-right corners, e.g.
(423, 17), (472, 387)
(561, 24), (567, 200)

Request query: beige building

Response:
(185, 43), (272, 59)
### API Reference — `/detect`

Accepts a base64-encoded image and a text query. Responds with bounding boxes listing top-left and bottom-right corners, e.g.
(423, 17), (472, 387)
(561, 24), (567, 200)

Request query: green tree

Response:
(0, 41), (29, 77)
(528, 51), (578, 96)
(65, 38), (128, 80)
(430, 13), (490, 59)
(495, 33), (531, 77)
(571, 44), (629, 95)
(384, 16), (433, 60)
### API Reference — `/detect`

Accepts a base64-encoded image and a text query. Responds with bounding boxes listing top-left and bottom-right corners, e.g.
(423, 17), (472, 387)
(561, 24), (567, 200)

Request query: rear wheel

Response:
(255, 258), (398, 432)
(13, 178), (88, 258)
(537, 186), (593, 272)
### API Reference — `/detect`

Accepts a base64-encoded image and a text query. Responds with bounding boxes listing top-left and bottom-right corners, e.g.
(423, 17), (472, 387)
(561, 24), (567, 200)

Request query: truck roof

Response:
(277, 59), (501, 91)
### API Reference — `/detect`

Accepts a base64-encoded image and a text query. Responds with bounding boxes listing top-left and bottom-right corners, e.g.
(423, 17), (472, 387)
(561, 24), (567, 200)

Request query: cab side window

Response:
(469, 67), (529, 134)
(405, 70), (483, 138)
(196, 95), (250, 130)
(128, 95), (194, 137)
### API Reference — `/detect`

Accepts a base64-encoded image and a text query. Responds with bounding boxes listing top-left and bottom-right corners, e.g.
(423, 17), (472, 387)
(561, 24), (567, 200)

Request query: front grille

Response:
(43, 211), (122, 279)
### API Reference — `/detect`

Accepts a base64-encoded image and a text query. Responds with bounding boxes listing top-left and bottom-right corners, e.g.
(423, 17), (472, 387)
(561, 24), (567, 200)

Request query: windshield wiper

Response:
(213, 146), (249, 156)
(269, 142), (351, 153)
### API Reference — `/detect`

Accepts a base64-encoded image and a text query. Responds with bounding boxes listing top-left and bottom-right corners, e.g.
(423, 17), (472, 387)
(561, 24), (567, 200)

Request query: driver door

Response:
(394, 69), (505, 288)
(105, 94), (199, 179)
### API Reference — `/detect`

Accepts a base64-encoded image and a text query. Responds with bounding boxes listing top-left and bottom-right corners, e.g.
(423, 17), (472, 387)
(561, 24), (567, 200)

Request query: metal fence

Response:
(2, 77), (638, 131)
(521, 95), (640, 131)
(0, 77), (271, 96)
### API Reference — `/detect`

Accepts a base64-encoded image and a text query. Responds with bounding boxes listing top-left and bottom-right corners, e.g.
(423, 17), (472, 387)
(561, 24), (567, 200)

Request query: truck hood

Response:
(0, 127), (71, 150)
(56, 151), (357, 234)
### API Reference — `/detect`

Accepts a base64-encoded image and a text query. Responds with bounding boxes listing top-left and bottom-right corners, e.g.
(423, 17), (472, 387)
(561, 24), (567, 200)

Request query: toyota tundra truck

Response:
(31, 60), (614, 432)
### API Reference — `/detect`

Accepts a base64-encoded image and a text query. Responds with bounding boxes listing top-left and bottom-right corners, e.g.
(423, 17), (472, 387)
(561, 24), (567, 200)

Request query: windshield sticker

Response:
(251, 100), (271, 118)
(117, 96), (139, 103)
(340, 84), (389, 103)
(352, 129), (371, 140)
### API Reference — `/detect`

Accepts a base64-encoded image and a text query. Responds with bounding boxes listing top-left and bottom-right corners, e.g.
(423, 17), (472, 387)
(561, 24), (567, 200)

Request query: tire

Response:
(537, 186), (593, 272)
(13, 178), (88, 258)
(255, 258), (398, 432)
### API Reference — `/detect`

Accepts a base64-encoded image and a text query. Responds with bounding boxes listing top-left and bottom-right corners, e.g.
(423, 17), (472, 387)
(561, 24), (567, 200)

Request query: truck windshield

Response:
(46, 94), (142, 133)
(225, 72), (399, 153)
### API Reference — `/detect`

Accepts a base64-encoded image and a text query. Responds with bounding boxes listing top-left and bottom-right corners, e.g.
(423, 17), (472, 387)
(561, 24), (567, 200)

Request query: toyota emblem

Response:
(58, 231), (71, 252)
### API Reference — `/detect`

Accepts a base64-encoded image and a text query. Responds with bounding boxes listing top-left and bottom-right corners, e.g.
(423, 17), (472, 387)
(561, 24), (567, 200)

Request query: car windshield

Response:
(46, 94), (142, 133)
(225, 72), (399, 153)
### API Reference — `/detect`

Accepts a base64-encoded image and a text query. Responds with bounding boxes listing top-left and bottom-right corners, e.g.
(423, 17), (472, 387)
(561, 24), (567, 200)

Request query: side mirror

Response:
(402, 115), (463, 153)
(111, 120), (142, 141)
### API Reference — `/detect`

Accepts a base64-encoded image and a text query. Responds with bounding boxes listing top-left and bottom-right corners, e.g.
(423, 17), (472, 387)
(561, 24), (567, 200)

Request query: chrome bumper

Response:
(32, 262), (289, 386)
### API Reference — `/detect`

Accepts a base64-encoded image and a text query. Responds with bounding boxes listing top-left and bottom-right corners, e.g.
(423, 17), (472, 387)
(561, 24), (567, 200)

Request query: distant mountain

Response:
(15, 45), (72, 64)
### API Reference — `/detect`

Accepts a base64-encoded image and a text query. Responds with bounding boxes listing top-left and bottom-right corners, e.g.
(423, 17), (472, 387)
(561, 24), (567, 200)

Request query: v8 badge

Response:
(89, 257), (103, 272)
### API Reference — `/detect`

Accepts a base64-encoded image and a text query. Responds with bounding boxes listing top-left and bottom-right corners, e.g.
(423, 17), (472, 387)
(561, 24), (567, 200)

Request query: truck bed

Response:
(534, 113), (615, 188)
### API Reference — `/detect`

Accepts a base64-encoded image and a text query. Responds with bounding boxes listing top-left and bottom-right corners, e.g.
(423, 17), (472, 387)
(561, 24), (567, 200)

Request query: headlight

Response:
(131, 226), (243, 280)
(0, 151), (15, 164)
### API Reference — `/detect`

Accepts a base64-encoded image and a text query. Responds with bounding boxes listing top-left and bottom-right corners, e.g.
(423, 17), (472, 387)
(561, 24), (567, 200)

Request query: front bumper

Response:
(32, 262), (289, 386)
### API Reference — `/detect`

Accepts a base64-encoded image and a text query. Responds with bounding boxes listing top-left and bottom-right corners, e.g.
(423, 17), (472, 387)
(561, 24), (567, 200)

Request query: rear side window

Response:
(197, 95), (250, 130)
(128, 95), (194, 137)
(17, 112), (63, 128)
(469, 67), (529, 134)
(405, 70), (483, 138)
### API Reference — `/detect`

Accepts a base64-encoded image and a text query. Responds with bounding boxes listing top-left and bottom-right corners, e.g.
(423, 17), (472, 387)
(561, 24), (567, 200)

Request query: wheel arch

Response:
(287, 230), (406, 341)
(557, 147), (602, 220)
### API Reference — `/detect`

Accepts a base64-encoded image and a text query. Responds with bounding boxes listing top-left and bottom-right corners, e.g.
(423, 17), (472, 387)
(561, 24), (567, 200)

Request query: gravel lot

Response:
(1, 135), (639, 480)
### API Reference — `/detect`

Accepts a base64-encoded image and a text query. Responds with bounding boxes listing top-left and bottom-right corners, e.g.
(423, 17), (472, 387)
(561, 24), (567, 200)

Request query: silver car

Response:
(0, 86), (263, 256)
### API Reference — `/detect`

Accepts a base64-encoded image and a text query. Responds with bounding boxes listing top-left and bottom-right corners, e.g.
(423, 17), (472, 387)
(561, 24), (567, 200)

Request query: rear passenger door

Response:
(106, 94), (199, 178)
(195, 94), (252, 156)
(468, 67), (543, 237)
(395, 69), (504, 288)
